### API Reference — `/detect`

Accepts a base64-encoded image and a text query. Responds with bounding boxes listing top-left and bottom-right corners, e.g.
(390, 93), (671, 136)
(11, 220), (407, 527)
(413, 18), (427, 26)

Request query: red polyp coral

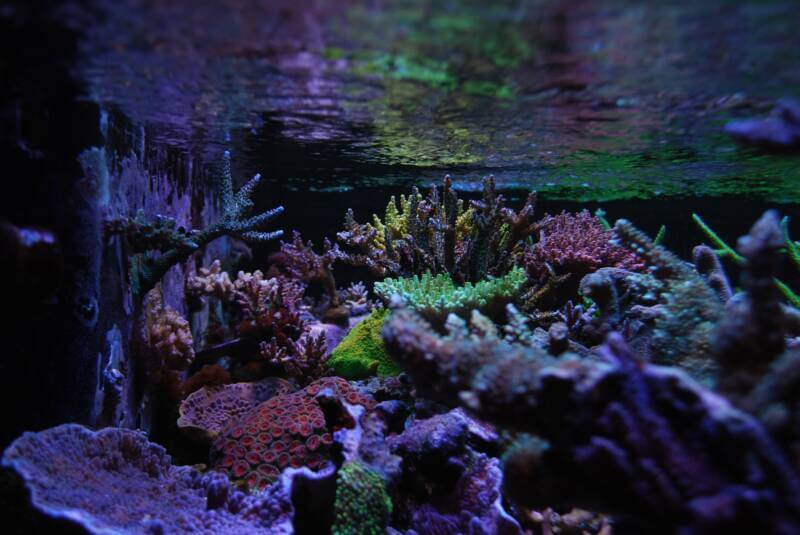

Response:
(211, 377), (374, 491)
(524, 210), (645, 284)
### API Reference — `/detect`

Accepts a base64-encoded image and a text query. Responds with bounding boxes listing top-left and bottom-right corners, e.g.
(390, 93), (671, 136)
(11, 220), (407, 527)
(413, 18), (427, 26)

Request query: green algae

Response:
(332, 461), (393, 535)
(328, 309), (400, 379)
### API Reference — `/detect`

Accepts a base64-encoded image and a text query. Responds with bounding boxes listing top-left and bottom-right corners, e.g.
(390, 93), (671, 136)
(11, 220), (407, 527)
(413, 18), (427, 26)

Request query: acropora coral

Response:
(374, 266), (526, 327)
(332, 461), (393, 535)
(382, 309), (800, 532)
(107, 151), (283, 296)
(337, 175), (536, 282)
(327, 308), (400, 379)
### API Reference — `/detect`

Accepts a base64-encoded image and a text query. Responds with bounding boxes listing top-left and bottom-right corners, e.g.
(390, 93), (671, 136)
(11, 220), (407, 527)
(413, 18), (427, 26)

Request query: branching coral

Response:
(332, 461), (393, 535)
(142, 288), (194, 380)
(270, 231), (348, 324)
(523, 210), (645, 286)
(337, 175), (536, 282)
(382, 309), (800, 533)
(263, 330), (329, 386)
(211, 377), (375, 491)
(107, 151), (283, 296)
(328, 308), (399, 379)
(374, 266), (526, 327)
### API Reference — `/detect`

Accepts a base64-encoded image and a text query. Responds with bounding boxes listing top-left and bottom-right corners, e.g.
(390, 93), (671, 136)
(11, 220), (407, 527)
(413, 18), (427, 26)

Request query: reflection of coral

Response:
(143, 288), (194, 373)
(328, 308), (399, 379)
(106, 151), (283, 295)
(0, 424), (313, 533)
(178, 378), (294, 439)
(374, 267), (526, 326)
(383, 310), (800, 532)
(211, 377), (375, 491)
(332, 461), (392, 535)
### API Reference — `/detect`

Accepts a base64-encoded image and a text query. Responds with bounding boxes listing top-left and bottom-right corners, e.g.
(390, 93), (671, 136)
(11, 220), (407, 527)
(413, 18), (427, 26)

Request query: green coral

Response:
(332, 461), (392, 535)
(374, 267), (526, 327)
(328, 309), (400, 379)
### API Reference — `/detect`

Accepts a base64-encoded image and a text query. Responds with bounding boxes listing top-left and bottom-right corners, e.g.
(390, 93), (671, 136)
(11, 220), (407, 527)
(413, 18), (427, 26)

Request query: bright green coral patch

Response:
(328, 308), (400, 379)
(332, 461), (393, 535)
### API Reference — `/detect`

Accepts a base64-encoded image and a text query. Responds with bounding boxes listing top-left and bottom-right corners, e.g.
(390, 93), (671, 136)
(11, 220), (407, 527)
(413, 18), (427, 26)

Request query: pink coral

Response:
(524, 210), (645, 283)
(211, 377), (374, 491)
(143, 288), (194, 373)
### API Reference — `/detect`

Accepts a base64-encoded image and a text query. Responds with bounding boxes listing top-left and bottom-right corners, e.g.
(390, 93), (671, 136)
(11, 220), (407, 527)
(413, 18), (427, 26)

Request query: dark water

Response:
(78, 0), (800, 208)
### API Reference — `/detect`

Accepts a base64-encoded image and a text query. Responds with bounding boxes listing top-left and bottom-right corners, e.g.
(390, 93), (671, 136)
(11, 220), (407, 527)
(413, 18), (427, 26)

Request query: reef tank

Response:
(3, 0), (800, 533)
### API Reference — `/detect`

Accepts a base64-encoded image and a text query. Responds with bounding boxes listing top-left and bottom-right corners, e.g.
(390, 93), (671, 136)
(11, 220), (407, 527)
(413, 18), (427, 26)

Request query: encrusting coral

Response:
(177, 378), (294, 440)
(382, 308), (800, 533)
(327, 308), (399, 379)
(106, 151), (284, 296)
(332, 461), (393, 535)
(1, 423), (330, 534)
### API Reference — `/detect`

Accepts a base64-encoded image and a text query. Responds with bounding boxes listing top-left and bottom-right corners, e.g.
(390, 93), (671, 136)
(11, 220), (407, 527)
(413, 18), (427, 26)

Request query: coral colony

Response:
(7, 153), (800, 535)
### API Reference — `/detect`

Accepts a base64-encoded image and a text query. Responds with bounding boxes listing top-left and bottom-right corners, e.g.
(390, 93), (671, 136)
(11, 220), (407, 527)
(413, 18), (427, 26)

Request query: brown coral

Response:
(143, 288), (194, 374)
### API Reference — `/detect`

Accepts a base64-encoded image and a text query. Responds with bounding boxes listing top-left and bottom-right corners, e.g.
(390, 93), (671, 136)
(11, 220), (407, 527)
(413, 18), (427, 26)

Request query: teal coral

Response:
(374, 267), (526, 326)
(328, 309), (400, 379)
(332, 461), (392, 535)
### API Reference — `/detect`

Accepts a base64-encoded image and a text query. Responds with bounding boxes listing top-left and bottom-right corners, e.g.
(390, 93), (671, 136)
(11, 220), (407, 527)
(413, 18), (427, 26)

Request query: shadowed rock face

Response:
(79, 0), (800, 200)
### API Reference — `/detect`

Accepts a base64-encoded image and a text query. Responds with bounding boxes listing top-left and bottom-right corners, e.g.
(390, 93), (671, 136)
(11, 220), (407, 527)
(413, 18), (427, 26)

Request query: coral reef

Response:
(328, 308), (400, 379)
(388, 409), (521, 534)
(613, 219), (723, 382)
(337, 175), (536, 282)
(0, 423), (330, 534)
(106, 151), (283, 295)
(332, 461), (393, 535)
(178, 378), (294, 439)
(211, 377), (375, 491)
(375, 267), (526, 327)
(523, 210), (645, 287)
(270, 231), (348, 324)
(142, 288), (194, 380)
(383, 309), (800, 532)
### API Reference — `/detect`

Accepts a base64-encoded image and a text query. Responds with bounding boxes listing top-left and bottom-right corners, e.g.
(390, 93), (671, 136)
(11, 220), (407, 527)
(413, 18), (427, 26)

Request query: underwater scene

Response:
(3, 0), (800, 533)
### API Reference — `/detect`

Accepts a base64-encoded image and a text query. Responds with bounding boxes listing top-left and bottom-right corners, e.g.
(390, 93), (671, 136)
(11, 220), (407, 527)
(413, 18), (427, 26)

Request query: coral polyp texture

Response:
(382, 309), (800, 532)
(0, 424), (314, 534)
(332, 461), (393, 535)
(327, 308), (399, 379)
(211, 377), (375, 491)
(523, 210), (646, 284)
(143, 288), (194, 375)
(177, 378), (295, 439)
(375, 266), (526, 326)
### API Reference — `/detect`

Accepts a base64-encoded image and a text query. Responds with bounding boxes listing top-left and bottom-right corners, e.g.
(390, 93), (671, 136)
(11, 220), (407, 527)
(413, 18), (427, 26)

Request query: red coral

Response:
(524, 210), (645, 283)
(211, 377), (374, 491)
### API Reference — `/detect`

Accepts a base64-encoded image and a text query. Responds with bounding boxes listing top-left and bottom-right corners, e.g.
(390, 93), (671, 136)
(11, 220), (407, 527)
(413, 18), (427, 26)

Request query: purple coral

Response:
(0, 423), (334, 534)
(524, 210), (645, 285)
(382, 309), (800, 532)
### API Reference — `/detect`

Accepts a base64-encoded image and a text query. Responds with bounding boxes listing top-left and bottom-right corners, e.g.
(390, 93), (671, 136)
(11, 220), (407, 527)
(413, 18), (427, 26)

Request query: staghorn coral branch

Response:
(108, 151), (283, 296)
